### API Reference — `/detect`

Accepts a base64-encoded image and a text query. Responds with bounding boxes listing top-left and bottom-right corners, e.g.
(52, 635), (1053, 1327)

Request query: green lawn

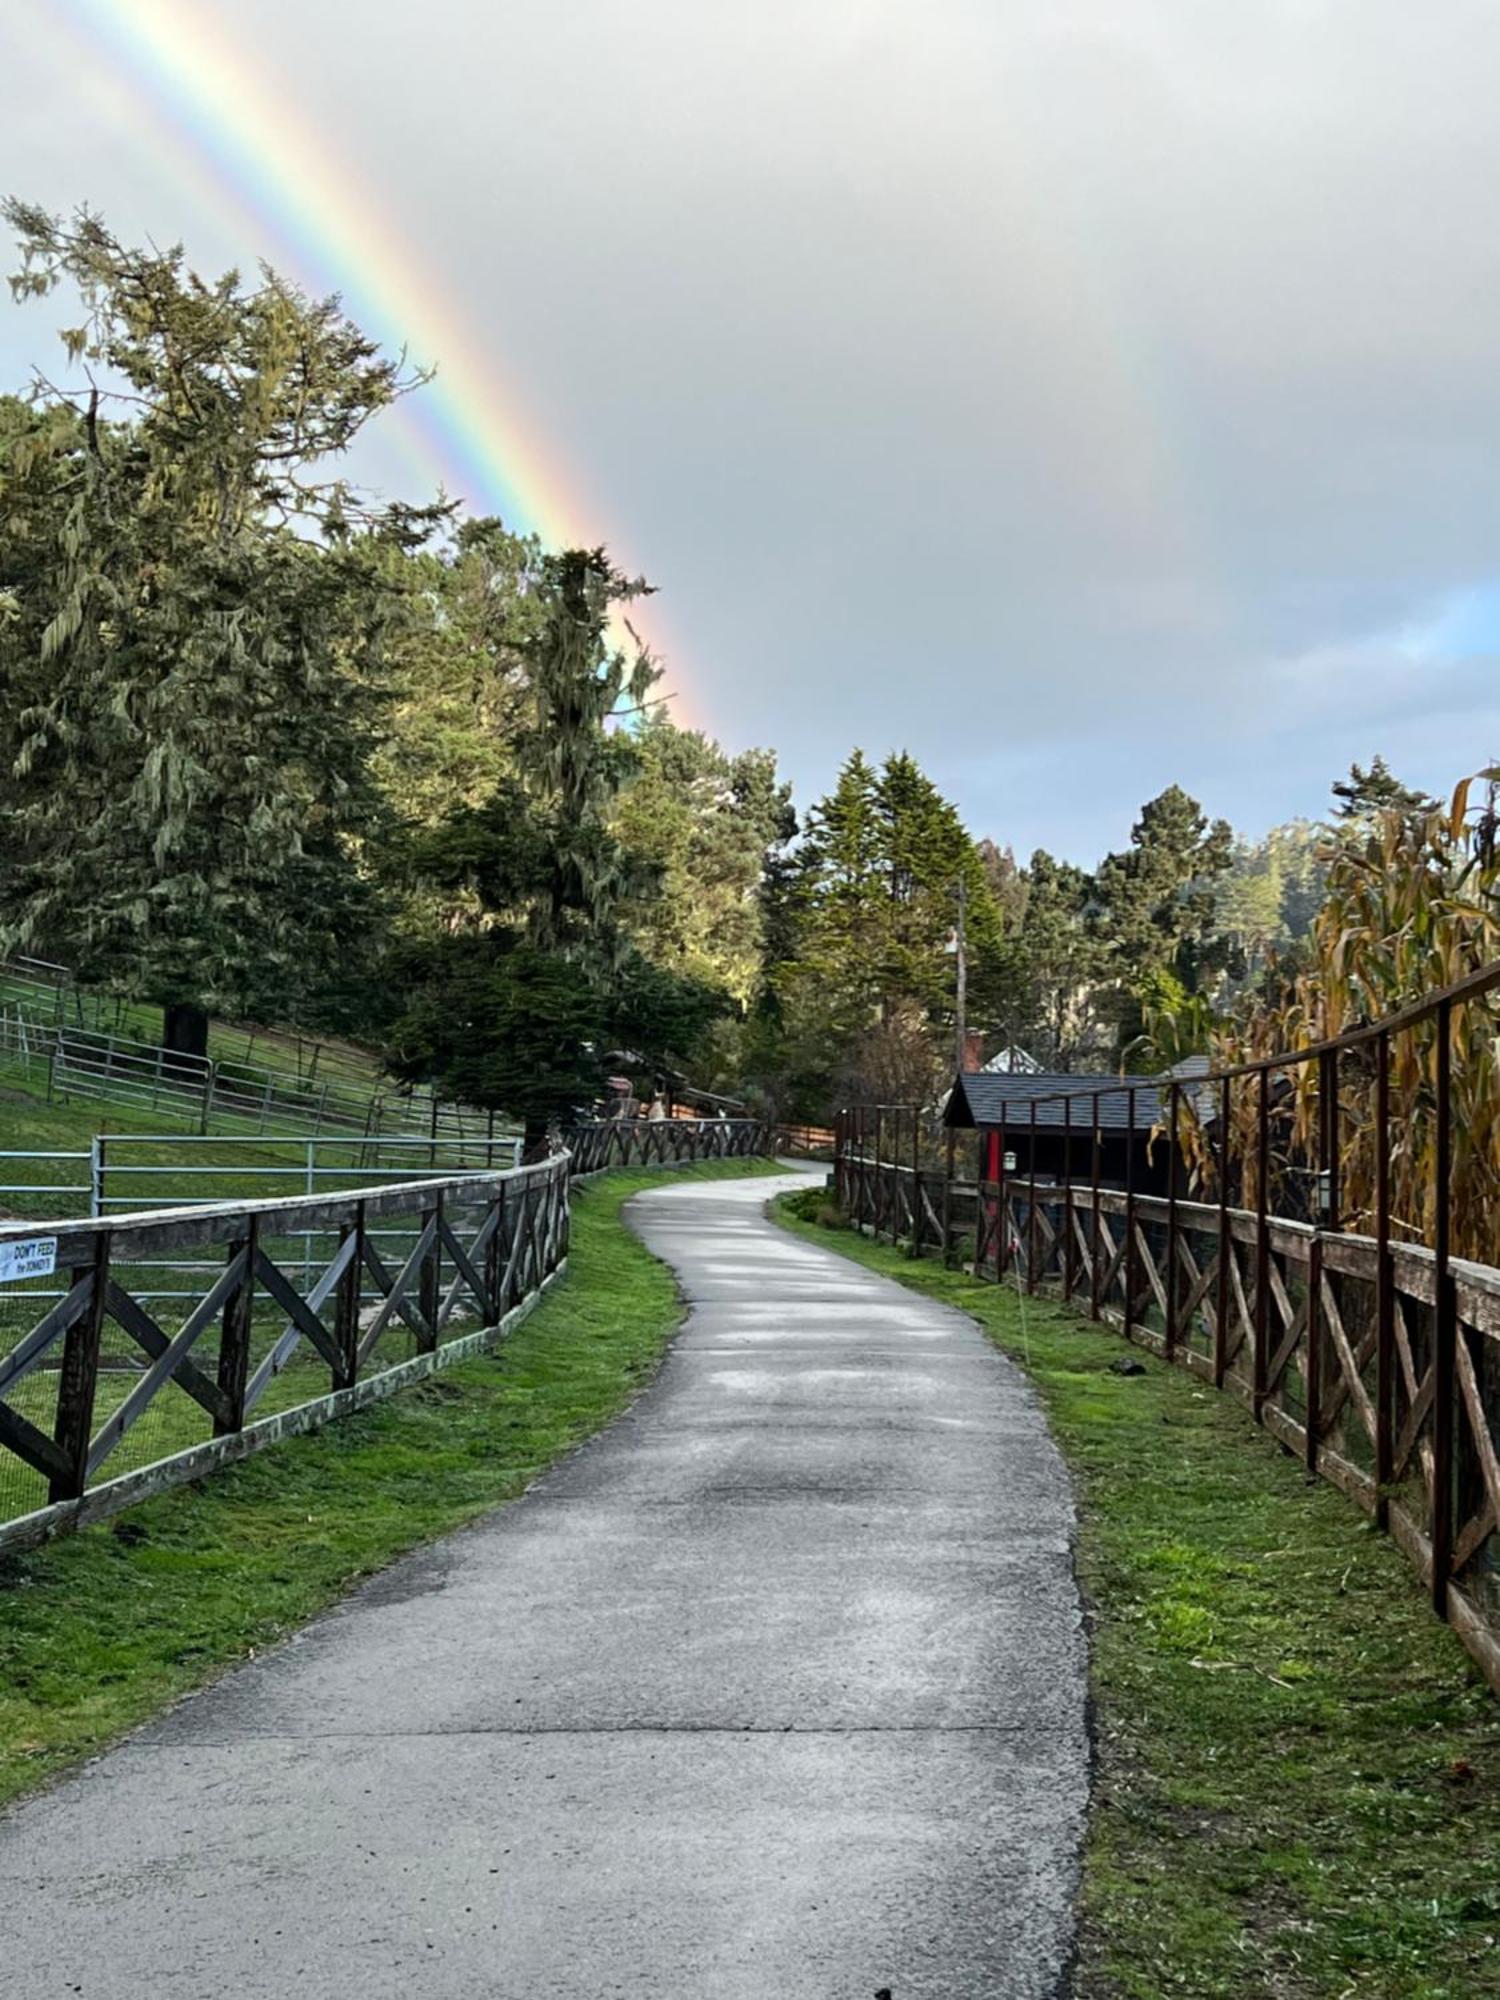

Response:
(0, 967), (387, 1087)
(774, 1192), (1500, 2000)
(0, 1087), (436, 1529)
(0, 1082), (357, 1218)
(0, 1159), (780, 1811)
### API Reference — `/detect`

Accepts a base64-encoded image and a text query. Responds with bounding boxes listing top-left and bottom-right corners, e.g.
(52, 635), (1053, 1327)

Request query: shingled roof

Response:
(944, 1060), (1211, 1132)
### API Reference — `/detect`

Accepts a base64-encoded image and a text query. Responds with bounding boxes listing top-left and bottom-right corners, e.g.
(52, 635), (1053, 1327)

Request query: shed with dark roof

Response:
(944, 1064), (1205, 1194)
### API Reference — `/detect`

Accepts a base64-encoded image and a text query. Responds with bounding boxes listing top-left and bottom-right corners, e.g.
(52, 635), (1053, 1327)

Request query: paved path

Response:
(0, 1170), (1087, 1998)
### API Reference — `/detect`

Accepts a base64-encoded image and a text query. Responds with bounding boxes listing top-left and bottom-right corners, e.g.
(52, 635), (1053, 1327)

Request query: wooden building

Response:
(943, 1065), (1206, 1197)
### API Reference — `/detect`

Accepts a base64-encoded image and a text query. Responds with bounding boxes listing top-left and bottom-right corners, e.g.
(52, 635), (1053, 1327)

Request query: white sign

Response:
(0, 1237), (58, 1284)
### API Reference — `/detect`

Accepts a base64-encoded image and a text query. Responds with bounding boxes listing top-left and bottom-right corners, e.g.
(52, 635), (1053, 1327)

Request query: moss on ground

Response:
(774, 1193), (1500, 2000)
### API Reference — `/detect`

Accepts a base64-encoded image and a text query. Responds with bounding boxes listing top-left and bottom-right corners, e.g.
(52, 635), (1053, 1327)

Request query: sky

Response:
(3, 0), (1499, 862)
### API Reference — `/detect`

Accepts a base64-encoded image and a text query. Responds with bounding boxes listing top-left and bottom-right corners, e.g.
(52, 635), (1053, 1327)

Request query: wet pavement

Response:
(0, 1168), (1087, 1998)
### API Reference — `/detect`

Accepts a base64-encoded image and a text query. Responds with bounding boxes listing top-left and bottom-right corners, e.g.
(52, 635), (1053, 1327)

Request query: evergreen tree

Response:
(1092, 785), (1233, 1061)
(772, 749), (1007, 1107)
(1004, 849), (1106, 1068)
(373, 517), (544, 834)
(1214, 821), (1327, 992)
(611, 715), (794, 1006)
(387, 550), (718, 1143)
(1331, 755), (1433, 821)
(790, 750), (887, 1037)
(0, 204), (436, 1052)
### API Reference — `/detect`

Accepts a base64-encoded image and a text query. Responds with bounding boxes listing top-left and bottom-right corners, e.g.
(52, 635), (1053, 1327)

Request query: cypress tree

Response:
(0, 204), (437, 1050)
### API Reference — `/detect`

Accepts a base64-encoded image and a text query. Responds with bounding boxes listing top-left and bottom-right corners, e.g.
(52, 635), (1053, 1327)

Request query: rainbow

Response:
(60, 0), (620, 557)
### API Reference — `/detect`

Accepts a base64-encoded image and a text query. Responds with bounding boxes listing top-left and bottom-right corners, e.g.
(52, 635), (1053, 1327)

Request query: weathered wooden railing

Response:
(0, 1117), (784, 1549)
(840, 1148), (1500, 1691)
(835, 961), (1500, 1696)
(0, 1154), (570, 1551)
(565, 1116), (775, 1174)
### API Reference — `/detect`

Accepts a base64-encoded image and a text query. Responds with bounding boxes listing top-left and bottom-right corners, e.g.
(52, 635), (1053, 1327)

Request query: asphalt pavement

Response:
(0, 1167), (1087, 1998)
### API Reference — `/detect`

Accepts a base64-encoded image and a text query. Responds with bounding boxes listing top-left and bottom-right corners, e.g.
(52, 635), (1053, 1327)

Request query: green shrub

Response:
(781, 1183), (846, 1229)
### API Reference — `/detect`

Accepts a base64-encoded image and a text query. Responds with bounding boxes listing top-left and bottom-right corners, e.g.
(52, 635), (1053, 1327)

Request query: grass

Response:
(0, 1158), (780, 1813)
(774, 1191), (1500, 2000)
(0, 1082), (490, 1525)
(0, 1081), (380, 1219)
(0, 966), (387, 1086)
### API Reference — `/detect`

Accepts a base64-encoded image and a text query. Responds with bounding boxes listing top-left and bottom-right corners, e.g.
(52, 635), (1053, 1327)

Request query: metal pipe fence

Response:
(0, 999), (498, 1145)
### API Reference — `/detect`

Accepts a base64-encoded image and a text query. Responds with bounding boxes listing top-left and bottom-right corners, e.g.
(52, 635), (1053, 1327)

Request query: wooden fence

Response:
(565, 1116), (775, 1174)
(835, 966), (1500, 1697)
(0, 1118), (781, 1549)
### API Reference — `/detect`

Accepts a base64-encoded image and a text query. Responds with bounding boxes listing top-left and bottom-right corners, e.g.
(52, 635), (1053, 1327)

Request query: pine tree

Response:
(386, 551), (717, 1143)
(1331, 755), (1433, 821)
(1092, 785), (1233, 1061)
(1007, 850), (1106, 1067)
(774, 749), (1007, 1104)
(612, 715), (795, 1007)
(0, 204), (438, 1052)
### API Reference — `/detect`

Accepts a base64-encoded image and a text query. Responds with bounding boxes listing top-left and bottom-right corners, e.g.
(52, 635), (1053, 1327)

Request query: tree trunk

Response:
(162, 1000), (210, 1071)
(522, 1114), (550, 1162)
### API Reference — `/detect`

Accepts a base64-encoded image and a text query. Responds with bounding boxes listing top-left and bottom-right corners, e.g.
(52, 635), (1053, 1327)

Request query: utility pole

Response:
(954, 873), (968, 1072)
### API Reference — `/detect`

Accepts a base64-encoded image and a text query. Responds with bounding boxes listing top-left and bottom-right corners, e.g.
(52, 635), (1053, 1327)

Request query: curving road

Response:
(0, 1168), (1087, 1998)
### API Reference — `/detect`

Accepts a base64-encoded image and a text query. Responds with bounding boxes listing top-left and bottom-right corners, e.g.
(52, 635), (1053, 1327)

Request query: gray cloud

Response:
(5, 0), (1500, 859)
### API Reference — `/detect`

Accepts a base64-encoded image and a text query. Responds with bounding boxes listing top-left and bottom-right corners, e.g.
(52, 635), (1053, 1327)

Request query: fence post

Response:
(909, 1104), (922, 1257)
(1123, 1087), (1137, 1339)
(486, 1180), (508, 1320)
(873, 1106), (884, 1241)
(1062, 1094), (1075, 1302)
(888, 1109), (900, 1247)
(1089, 1091), (1102, 1321)
(1214, 1074), (1231, 1387)
(1374, 1031), (1393, 1530)
(302, 1140), (317, 1292)
(50, 1232), (110, 1504)
(996, 1110), (1007, 1281)
(214, 1216), (258, 1437)
(419, 1191), (443, 1351)
(1431, 999), (1455, 1619)
(334, 1203), (364, 1390)
(89, 1134), (104, 1220)
(942, 1124), (955, 1266)
(1165, 1081), (1181, 1354)
(1307, 1047), (1338, 1476)
(1027, 1100), (1039, 1295)
(1254, 1067), (1271, 1420)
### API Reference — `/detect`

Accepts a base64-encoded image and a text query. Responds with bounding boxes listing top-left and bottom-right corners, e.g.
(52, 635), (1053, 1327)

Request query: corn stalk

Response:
(1206, 774), (1500, 1257)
